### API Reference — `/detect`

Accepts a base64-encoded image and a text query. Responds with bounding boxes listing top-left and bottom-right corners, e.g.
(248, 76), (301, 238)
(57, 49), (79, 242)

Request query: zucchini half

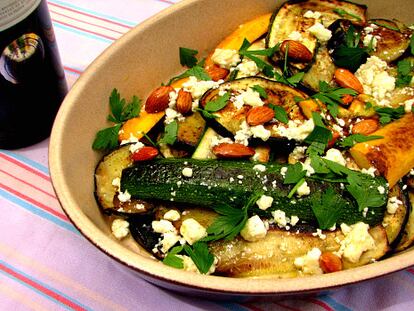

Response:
(199, 77), (308, 146)
(266, 0), (367, 70)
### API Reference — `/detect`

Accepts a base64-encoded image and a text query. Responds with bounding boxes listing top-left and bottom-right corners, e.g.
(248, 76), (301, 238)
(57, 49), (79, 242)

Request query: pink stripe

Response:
(157, 0), (175, 4)
(47, 2), (132, 29)
(0, 168), (56, 199)
(64, 66), (83, 75)
(0, 183), (68, 222)
(0, 263), (87, 311)
(49, 9), (126, 35)
(273, 301), (302, 311)
(52, 18), (118, 41)
(307, 298), (334, 311)
(0, 153), (50, 181)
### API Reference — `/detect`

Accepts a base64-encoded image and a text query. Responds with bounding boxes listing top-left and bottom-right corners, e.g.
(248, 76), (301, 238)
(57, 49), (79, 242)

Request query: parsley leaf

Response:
(183, 242), (215, 274)
(284, 162), (306, 184)
(411, 35), (414, 55)
(198, 92), (230, 118)
(179, 47), (198, 68)
(159, 120), (178, 145)
(92, 124), (122, 150)
(269, 104), (289, 124)
(396, 59), (414, 88)
(371, 21), (400, 32)
(346, 173), (386, 211)
(250, 85), (268, 99)
(107, 89), (142, 123)
(375, 106), (405, 125)
(311, 81), (357, 117)
(287, 177), (305, 198)
(333, 8), (362, 21)
(163, 245), (184, 269)
(311, 187), (346, 229)
(338, 134), (383, 148)
(239, 39), (279, 78)
(304, 112), (332, 147)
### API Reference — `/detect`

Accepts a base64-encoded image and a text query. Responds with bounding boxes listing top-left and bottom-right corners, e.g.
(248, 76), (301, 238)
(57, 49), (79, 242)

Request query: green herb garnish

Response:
(311, 187), (346, 229)
(159, 120), (178, 145)
(197, 92), (230, 119)
(396, 59), (414, 88)
(283, 162), (306, 185)
(333, 8), (362, 21)
(163, 245), (184, 269)
(183, 242), (215, 274)
(371, 21), (400, 32)
(375, 106), (405, 125)
(269, 104), (289, 124)
(250, 85), (268, 99)
(92, 89), (142, 150)
(287, 177), (305, 198)
(304, 112), (333, 147)
(239, 39), (279, 78)
(338, 134), (383, 148)
(179, 47), (198, 68)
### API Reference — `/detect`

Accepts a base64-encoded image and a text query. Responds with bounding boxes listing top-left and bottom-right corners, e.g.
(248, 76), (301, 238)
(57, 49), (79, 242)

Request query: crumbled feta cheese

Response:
(289, 146), (307, 163)
(387, 196), (402, 214)
(273, 119), (315, 141)
(271, 210), (290, 228)
(117, 190), (131, 203)
(287, 31), (303, 41)
(294, 248), (323, 275)
(180, 218), (207, 245)
(240, 215), (267, 242)
(303, 10), (322, 19)
(112, 177), (121, 189)
(233, 88), (264, 109)
(323, 148), (347, 166)
(308, 22), (332, 42)
(234, 121), (252, 146)
(177, 255), (217, 275)
(363, 34), (378, 50)
(168, 90), (178, 108)
(280, 166), (288, 177)
(302, 158), (315, 177)
(182, 76), (222, 100)
(377, 186), (386, 194)
(355, 56), (395, 107)
(361, 167), (377, 177)
(297, 181), (311, 197)
(129, 141), (145, 153)
(250, 125), (271, 141)
(253, 164), (266, 172)
(120, 133), (139, 146)
(256, 194), (274, 210)
(338, 222), (375, 263)
(290, 215), (299, 226)
(234, 59), (260, 78)
(312, 228), (326, 240)
(164, 210), (181, 221)
(362, 207), (369, 218)
(182, 167), (193, 177)
(152, 219), (177, 234)
(165, 107), (185, 124)
(211, 48), (241, 69)
(404, 99), (414, 113)
(160, 232), (180, 253)
(111, 219), (130, 240)
(210, 135), (233, 147)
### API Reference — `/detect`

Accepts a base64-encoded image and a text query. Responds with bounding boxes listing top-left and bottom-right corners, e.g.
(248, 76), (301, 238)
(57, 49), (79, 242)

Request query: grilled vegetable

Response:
(350, 114), (414, 188)
(395, 191), (414, 251)
(175, 111), (206, 151)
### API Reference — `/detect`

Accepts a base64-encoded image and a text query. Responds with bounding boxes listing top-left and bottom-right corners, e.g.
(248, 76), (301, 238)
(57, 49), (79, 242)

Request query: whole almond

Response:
(132, 146), (159, 161)
(212, 143), (255, 159)
(246, 106), (275, 126)
(334, 68), (364, 94)
(319, 252), (343, 273)
(205, 64), (229, 81)
(176, 89), (193, 115)
(351, 118), (380, 135)
(145, 85), (174, 113)
(280, 40), (313, 62)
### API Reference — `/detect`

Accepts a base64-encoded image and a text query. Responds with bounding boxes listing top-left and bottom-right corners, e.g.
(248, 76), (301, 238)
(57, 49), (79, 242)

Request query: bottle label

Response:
(0, 0), (42, 32)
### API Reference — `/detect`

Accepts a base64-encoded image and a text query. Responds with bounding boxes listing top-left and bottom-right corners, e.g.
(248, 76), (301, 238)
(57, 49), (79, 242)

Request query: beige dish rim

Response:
(49, 0), (414, 295)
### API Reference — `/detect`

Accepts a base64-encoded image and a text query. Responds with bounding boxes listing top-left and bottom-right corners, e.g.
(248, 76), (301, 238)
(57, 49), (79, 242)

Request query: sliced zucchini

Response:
(199, 77), (308, 144)
(175, 111), (206, 151)
(266, 0), (367, 70)
(191, 127), (220, 160)
(366, 19), (413, 62)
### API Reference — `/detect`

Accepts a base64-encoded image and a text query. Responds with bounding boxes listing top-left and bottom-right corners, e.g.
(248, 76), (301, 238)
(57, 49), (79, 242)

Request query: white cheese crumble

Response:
(182, 167), (193, 177)
(152, 219), (177, 234)
(177, 255), (218, 275)
(323, 148), (347, 167)
(211, 48), (241, 69)
(287, 31), (303, 41)
(404, 99), (414, 113)
(338, 222), (375, 263)
(271, 210), (289, 227)
(361, 167), (377, 177)
(233, 88), (264, 109)
(312, 228), (326, 240)
(129, 141), (145, 154)
(180, 218), (207, 245)
(253, 164), (266, 172)
(210, 135), (233, 147)
(387, 196), (402, 214)
(290, 215), (300, 226)
(296, 181), (311, 197)
(165, 107), (185, 124)
(377, 186), (386, 194)
(234, 121), (252, 146)
(112, 177), (121, 189)
(111, 219), (130, 240)
(355, 56), (395, 107)
(240, 215), (267, 242)
(163, 210), (181, 221)
(294, 248), (323, 275)
(289, 146), (307, 163)
(308, 22), (332, 42)
(182, 76), (223, 100)
(250, 125), (271, 141)
(256, 194), (274, 210)
(280, 166), (288, 177)
(117, 190), (131, 203)
(120, 133), (139, 146)
(363, 34), (378, 50)
(233, 59), (260, 78)
(273, 119), (315, 141)
(160, 232), (180, 253)
(303, 10), (322, 19)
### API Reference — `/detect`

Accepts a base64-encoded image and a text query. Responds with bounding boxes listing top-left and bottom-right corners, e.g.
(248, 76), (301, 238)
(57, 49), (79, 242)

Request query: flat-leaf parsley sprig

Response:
(92, 88), (142, 150)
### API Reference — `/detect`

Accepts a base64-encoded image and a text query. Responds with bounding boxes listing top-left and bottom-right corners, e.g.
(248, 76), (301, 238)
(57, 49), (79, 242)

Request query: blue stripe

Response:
(214, 302), (249, 311)
(1, 150), (49, 175)
(0, 260), (92, 311)
(318, 295), (353, 311)
(53, 22), (113, 44)
(0, 189), (79, 235)
(48, 0), (137, 27)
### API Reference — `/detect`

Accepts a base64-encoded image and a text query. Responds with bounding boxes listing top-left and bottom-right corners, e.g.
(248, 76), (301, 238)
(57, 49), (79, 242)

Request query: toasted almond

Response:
(352, 118), (380, 135)
(132, 146), (159, 161)
(205, 64), (229, 81)
(341, 94), (354, 106)
(212, 143), (255, 159)
(246, 106), (275, 126)
(280, 40), (313, 62)
(327, 129), (341, 149)
(319, 252), (343, 273)
(176, 89), (193, 115)
(334, 68), (364, 94)
(145, 85), (174, 113)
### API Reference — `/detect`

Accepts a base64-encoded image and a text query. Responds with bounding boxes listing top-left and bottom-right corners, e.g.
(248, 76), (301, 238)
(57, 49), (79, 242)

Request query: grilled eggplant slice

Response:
(395, 191), (414, 251)
(266, 0), (367, 70)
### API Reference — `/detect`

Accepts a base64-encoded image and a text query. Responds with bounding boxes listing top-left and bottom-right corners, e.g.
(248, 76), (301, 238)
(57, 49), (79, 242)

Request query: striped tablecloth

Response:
(1, 1), (414, 310)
